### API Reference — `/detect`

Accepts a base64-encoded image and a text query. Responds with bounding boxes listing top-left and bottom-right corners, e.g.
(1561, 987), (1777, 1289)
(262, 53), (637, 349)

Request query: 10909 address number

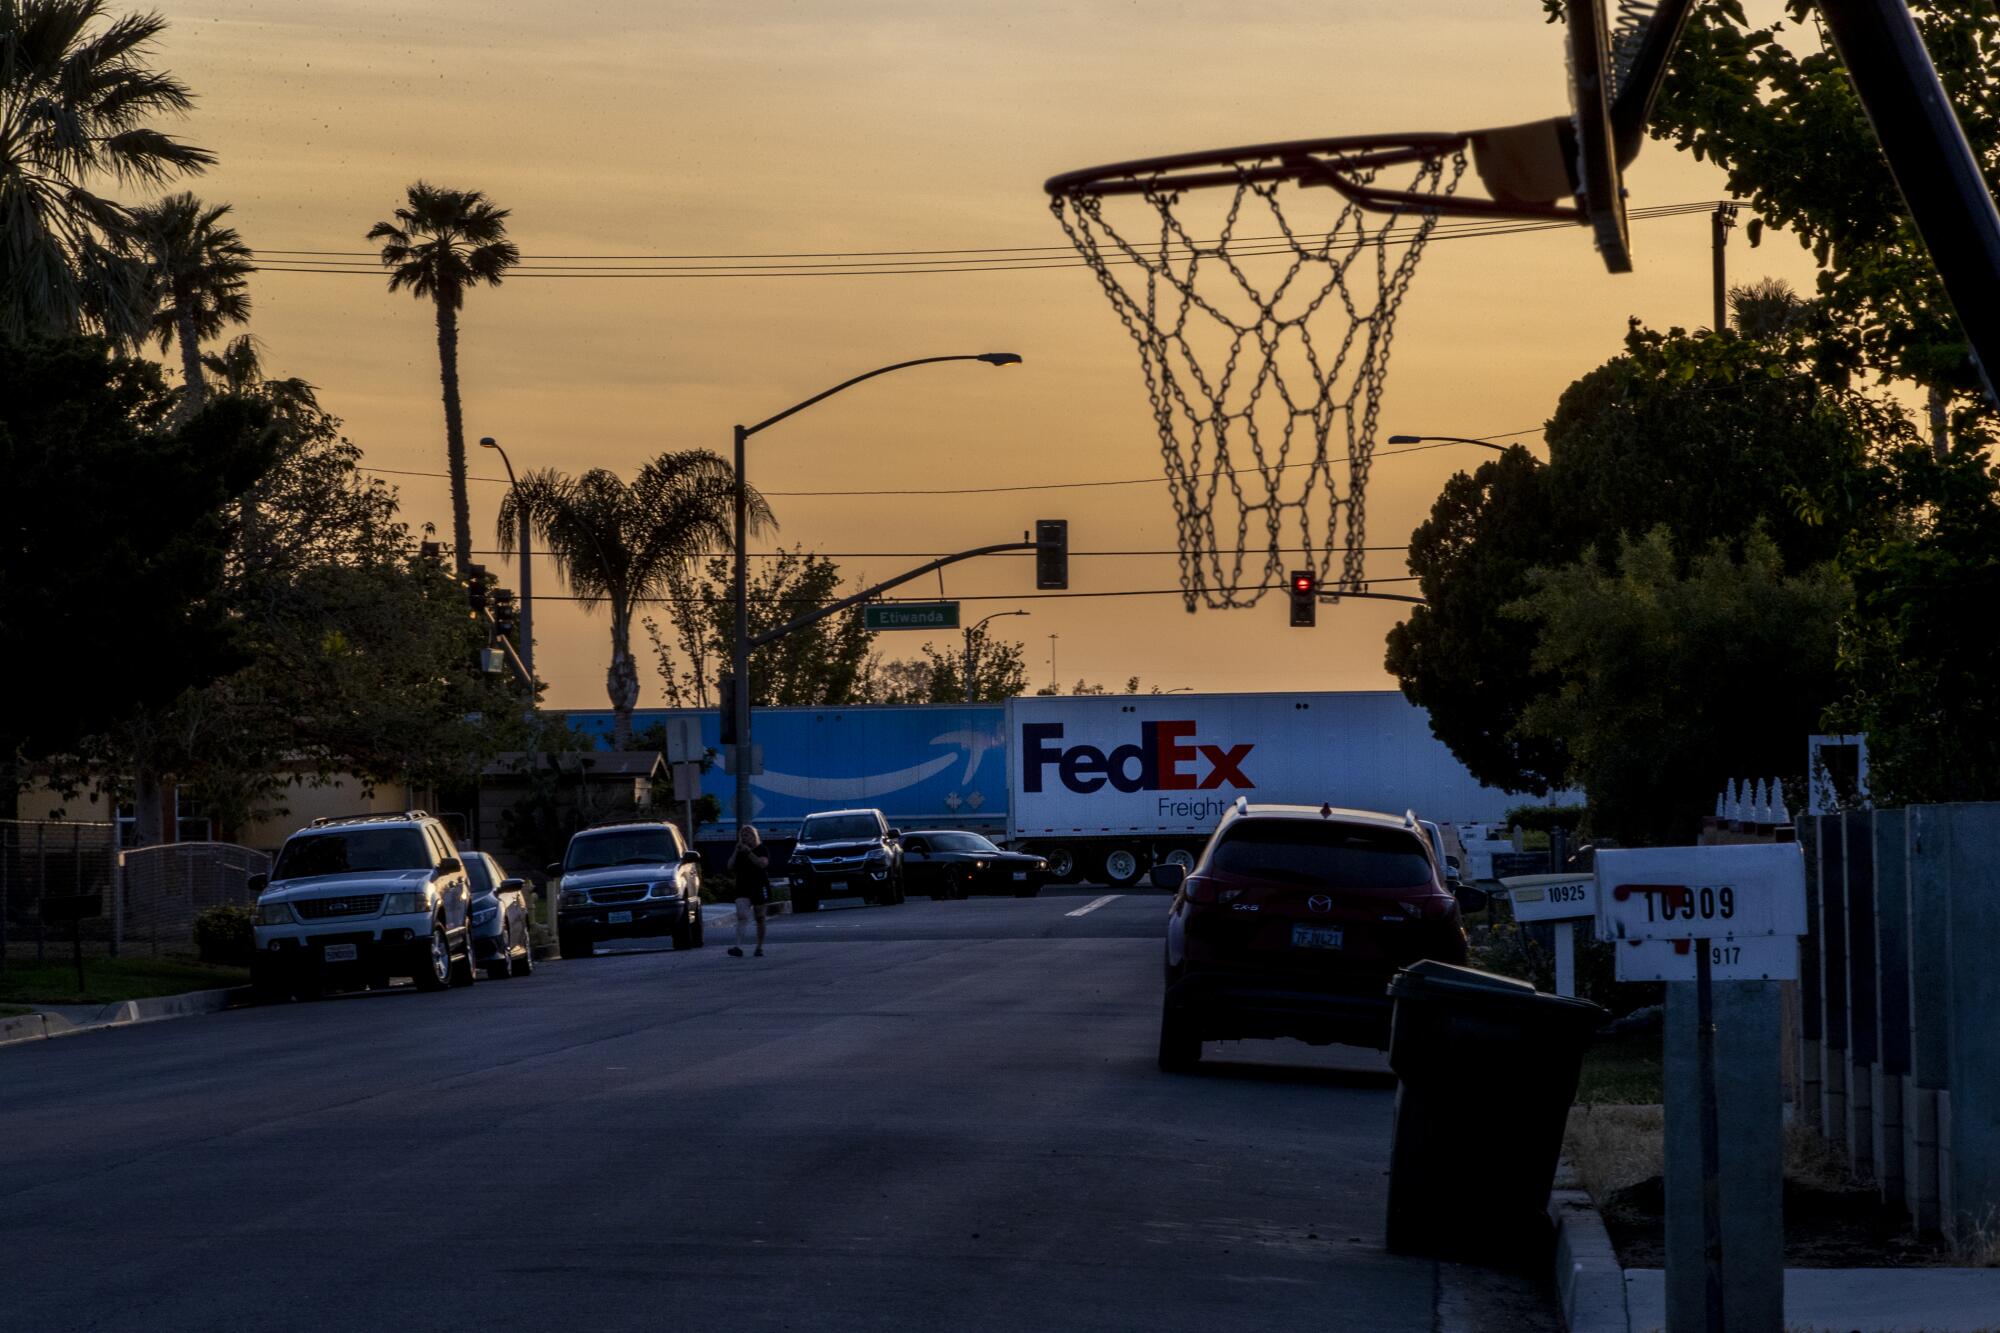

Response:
(1639, 884), (1737, 924)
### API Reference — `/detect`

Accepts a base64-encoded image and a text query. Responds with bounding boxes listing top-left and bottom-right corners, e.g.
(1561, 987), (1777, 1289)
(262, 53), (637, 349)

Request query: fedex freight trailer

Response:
(1003, 692), (1525, 885)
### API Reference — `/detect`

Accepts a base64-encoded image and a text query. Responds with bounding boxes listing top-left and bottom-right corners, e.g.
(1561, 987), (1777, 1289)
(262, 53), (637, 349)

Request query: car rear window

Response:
(799, 814), (881, 842)
(274, 829), (430, 879)
(1206, 820), (1433, 888)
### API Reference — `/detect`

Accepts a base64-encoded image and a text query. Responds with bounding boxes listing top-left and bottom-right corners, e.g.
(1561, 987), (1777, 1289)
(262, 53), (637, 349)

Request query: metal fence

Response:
(1, 819), (120, 964)
(119, 842), (271, 955)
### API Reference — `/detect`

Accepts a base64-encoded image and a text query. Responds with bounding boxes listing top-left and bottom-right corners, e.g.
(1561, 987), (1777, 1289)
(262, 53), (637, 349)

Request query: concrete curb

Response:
(1550, 1187), (1629, 1333)
(0, 985), (251, 1048)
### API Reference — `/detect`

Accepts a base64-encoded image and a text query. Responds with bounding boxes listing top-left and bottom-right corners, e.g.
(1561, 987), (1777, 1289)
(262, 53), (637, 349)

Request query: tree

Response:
(647, 547), (871, 709)
(0, 334), (270, 819)
(1831, 443), (2000, 806)
(0, 0), (213, 342)
(200, 333), (318, 418)
(501, 452), (769, 748)
(1580, 0), (2000, 446)
(859, 633), (1031, 704)
(1509, 527), (1848, 846)
(124, 191), (253, 421)
(367, 181), (518, 571)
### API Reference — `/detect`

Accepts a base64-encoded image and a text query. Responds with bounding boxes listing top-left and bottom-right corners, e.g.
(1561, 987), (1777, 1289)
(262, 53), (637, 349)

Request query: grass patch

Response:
(1565, 1103), (1664, 1201)
(0, 955), (248, 1006)
(1577, 1029), (1663, 1104)
(0, 1003), (32, 1018)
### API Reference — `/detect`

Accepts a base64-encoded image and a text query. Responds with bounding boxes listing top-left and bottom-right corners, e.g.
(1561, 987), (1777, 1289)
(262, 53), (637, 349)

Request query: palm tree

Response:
(125, 191), (253, 421)
(367, 181), (519, 573)
(0, 0), (214, 341)
(202, 332), (318, 417)
(500, 451), (773, 749)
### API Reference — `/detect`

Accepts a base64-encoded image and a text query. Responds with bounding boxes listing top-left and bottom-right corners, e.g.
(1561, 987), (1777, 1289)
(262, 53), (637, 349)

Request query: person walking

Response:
(728, 825), (771, 957)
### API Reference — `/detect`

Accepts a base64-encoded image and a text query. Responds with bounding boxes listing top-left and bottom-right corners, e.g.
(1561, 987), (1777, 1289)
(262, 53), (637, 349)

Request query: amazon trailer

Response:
(1002, 692), (1526, 886)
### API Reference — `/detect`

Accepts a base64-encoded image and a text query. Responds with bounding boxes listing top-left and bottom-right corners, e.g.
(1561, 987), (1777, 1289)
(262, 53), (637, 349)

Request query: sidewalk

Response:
(1624, 1267), (2000, 1333)
(0, 985), (249, 1047)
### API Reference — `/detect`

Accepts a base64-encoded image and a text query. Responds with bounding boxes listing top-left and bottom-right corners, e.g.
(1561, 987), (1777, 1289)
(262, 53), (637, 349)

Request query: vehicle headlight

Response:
(975, 861), (989, 871)
(471, 904), (498, 926)
(866, 848), (889, 863)
(564, 887), (589, 905)
(652, 881), (679, 899)
(381, 891), (429, 915)
(257, 901), (295, 926)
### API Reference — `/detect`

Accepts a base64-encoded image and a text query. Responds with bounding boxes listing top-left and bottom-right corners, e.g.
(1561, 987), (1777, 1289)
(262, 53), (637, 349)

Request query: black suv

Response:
(549, 820), (706, 958)
(786, 808), (904, 913)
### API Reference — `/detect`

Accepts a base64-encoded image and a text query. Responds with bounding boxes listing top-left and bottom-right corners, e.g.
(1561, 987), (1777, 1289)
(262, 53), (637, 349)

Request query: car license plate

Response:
(1290, 925), (1344, 950)
(322, 943), (358, 962)
(1012, 871), (1027, 881)
(607, 910), (633, 925)
(828, 881), (847, 892)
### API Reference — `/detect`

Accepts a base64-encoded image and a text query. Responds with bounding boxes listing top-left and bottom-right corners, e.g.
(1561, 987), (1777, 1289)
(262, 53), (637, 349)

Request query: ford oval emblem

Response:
(1308, 895), (1332, 915)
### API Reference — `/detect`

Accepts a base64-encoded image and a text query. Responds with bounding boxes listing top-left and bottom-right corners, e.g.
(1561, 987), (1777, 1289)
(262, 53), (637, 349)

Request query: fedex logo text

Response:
(1021, 721), (1254, 795)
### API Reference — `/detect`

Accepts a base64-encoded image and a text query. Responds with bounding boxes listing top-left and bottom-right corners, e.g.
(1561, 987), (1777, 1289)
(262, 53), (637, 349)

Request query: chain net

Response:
(1051, 147), (1468, 609)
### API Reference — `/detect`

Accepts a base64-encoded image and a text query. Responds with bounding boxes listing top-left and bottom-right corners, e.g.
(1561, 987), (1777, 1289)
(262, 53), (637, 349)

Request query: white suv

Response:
(251, 811), (477, 1000)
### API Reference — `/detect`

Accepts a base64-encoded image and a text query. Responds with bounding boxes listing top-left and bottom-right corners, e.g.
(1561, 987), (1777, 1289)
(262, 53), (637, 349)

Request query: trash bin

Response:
(1382, 959), (1606, 1266)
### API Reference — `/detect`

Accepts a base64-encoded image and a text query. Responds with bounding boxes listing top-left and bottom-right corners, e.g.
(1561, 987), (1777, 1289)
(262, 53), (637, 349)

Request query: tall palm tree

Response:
(0, 0), (214, 341)
(126, 191), (253, 421)
(368, 181), (518, 573)
(500, 451), (774, 749)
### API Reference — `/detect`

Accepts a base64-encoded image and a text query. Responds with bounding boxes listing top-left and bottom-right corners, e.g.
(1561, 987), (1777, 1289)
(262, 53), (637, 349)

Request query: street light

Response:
(1387, 433), (1513, 453)
(478, 436), (533, 677)
(730, 352), (1023, 829)
(964, 610), (1029, 704)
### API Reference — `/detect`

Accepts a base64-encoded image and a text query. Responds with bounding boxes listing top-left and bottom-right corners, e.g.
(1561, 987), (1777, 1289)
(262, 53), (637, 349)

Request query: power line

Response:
(467, 545), (1414, 558)
(250, 202), (1724, 279)
(361, 429), (1538, 497)
(532, 579), (1418, 604)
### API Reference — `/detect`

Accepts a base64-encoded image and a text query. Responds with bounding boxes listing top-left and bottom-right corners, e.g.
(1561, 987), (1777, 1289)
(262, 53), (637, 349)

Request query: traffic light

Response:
(465, 563), (489, 614)
(1036, 519), (1068, 590)
(1288, 570), (1317, 627)
(492, 588), (518, 640)
(718, 673), (739, 745)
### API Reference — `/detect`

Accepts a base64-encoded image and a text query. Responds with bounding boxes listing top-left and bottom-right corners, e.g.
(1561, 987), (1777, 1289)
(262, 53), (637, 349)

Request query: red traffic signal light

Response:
(1289, 570), (1317, 627)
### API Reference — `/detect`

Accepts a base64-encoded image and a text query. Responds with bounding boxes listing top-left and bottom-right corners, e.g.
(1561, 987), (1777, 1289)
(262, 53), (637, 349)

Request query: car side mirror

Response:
(1453, 884), (1491, 914)
(1149, 863), (1187, 892)
(545, 862), (562, 878)
(886, 828), (901, 839)
(435, 857), (461, 876)
(681, 849), (703, 865)
(247, 872), (268, 893)
(499, 877), (526, 892)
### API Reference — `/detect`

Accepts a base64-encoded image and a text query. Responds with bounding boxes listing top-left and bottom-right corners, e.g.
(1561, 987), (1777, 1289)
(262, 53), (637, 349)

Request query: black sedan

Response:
(901, 832), (1048, 899)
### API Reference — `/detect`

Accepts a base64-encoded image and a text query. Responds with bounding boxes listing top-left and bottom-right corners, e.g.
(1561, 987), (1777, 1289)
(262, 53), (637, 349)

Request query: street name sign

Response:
(1499, 873), (1597, 923)
(864, 602), (960, 631)
(1612, 934), (1800, 983)
(1595, 842), (1807, 942)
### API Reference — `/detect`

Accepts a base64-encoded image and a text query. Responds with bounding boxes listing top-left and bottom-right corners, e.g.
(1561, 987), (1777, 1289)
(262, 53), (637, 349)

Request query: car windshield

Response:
(566, 829), (679, 872)
(273, 829), (430, 879)
(463, 854), (495, 894)
(799, 814), (881, 843)
(1207, 820), (1433, 889)
(930, 832), (999, 854)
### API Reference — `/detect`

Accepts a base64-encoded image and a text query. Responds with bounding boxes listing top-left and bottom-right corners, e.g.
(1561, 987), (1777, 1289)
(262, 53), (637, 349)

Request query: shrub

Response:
(1504, 803), (1589, 836)
(192, 904), (255, 966)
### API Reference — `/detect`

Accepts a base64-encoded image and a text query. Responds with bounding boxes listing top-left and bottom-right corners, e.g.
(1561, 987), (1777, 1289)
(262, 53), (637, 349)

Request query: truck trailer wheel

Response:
(1043, 847), (1078, 883)
(1100, 847), (1144, 886)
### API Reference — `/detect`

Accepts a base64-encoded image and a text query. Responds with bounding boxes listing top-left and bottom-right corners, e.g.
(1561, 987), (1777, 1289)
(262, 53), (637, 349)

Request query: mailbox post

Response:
(1498, 872), (1596, 996)
(39, 892), (102, 994)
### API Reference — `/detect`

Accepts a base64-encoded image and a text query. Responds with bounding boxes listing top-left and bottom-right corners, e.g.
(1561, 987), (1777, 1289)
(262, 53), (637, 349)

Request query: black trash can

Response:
(1382, 959), (1606, 1266)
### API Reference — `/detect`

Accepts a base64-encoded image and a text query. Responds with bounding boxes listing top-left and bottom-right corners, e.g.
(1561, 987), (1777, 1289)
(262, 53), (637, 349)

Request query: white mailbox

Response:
(1612, 934), (1800, 983)
(1595, 842), (1807, 942)
(1500, 873), (1597, 923)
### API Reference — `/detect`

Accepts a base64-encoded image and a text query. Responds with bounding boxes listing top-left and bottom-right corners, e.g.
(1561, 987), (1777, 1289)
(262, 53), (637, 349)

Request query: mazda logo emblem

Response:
(1307, 895), (1332, 915)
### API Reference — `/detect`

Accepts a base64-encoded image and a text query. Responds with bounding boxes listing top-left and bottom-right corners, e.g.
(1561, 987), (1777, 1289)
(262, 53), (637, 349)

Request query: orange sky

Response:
(155, 0), (1824, 709)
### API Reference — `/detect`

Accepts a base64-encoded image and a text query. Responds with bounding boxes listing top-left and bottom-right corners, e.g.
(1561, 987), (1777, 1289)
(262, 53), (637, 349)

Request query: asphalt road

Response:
(1, 889), (1555, 1333)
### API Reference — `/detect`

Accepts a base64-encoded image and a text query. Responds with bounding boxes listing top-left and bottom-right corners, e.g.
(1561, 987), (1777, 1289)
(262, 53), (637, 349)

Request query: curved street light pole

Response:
(963, 610), (1029, 704)
(477, 436), (533, 677)
(732, 352), (1023, 830)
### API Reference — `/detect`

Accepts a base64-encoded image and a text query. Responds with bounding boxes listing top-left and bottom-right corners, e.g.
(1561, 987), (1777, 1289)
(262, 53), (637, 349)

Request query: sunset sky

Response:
(154, 0), (1824, 711)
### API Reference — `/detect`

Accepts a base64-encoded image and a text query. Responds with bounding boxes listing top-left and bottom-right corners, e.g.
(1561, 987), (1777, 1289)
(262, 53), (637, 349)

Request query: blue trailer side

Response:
(564, 704), (1008, 839)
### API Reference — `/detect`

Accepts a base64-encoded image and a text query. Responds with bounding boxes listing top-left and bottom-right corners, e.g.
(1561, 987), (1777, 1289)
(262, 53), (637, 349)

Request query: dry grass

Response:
(1563, 1102), (1664, 1201)
(1784, 1116), (1861, 1192)
(1953, 1211), (2000, 1268)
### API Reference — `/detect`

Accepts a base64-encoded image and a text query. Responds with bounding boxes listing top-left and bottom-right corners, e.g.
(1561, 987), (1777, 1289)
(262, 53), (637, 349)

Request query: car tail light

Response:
(1183, 875), (1218, 903)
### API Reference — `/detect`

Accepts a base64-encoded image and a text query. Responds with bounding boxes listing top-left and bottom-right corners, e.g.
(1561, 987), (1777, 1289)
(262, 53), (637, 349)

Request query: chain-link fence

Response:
(119, 842), (271, 956)
(1, 820), (121, 965)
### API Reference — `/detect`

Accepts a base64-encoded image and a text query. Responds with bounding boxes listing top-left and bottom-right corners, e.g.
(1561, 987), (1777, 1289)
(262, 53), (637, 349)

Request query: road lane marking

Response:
(1065, 894), (1122, 917)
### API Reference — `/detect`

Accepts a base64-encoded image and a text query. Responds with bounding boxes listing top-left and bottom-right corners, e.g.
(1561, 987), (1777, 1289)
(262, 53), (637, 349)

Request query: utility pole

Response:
(1048, 634), (1059, 693)
(1711, 202), (1738, 333)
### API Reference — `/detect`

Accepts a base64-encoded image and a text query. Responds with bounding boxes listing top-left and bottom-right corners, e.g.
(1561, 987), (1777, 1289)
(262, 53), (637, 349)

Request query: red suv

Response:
(1152, 803), (1470, 1071)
